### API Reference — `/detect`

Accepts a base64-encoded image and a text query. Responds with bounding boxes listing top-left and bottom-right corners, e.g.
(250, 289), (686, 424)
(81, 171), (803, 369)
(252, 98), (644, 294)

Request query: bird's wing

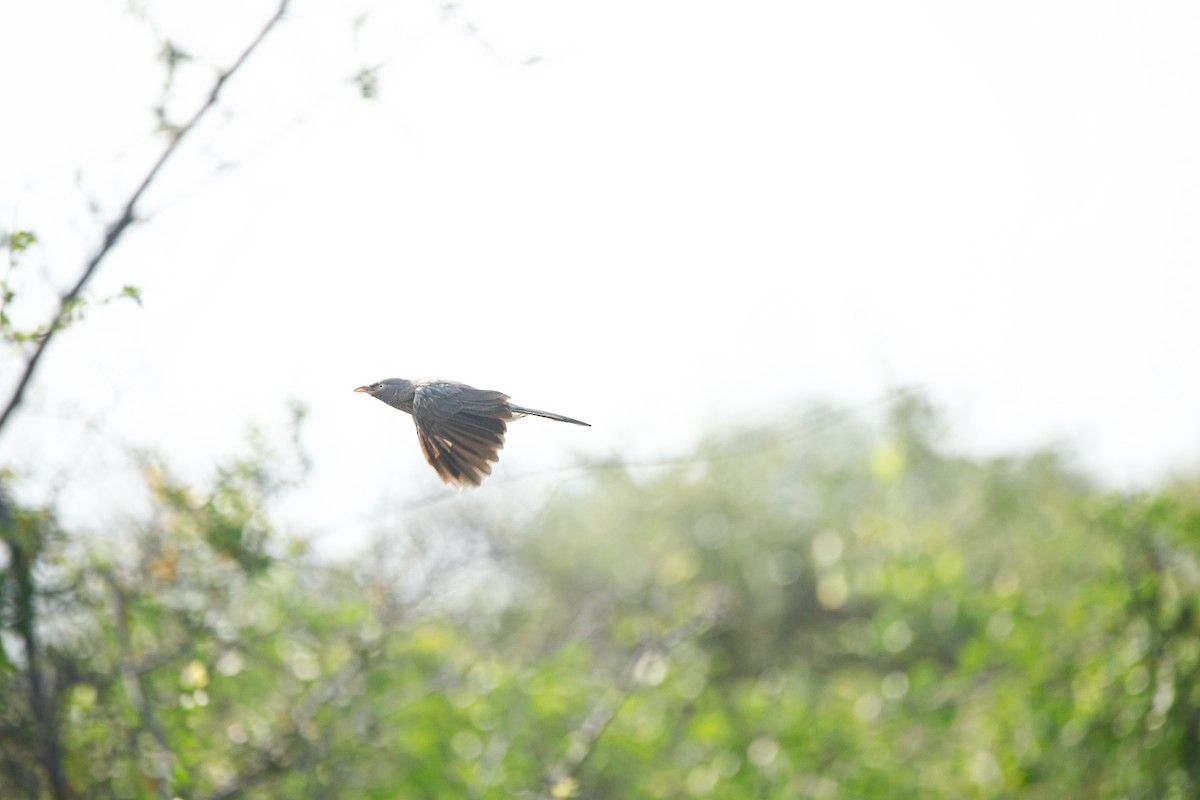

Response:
(412, 384), (513, 488)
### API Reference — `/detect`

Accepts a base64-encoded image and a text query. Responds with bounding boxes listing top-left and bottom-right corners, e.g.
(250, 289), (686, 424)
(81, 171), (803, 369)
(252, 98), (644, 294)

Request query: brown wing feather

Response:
(413, 385), (513, 488)
(416, 416), (507, 488)
(416, 428), (493, 487)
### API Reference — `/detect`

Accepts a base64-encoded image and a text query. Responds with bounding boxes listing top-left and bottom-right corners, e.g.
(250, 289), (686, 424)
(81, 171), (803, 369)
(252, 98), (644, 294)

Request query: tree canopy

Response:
(3, 3), (1198, 797)
(3, 395), (1198, 798)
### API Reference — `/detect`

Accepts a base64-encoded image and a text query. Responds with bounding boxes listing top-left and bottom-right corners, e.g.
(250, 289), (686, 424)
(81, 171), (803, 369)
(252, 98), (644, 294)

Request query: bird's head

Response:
(354, 378), (415, 409)
(353, 381), (388, 396)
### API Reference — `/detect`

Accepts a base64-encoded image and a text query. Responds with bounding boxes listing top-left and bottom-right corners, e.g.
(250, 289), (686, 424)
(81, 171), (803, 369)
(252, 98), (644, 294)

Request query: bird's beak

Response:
(353, 385), (372, 393)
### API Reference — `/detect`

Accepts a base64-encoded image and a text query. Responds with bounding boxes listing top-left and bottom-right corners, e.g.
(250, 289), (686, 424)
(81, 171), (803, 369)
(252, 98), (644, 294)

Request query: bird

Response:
(354, 378), (590, 489)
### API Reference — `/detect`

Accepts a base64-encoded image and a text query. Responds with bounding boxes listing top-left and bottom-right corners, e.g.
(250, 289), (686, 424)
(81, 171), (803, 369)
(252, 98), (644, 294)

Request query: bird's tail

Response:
(509, 404), (591, 426)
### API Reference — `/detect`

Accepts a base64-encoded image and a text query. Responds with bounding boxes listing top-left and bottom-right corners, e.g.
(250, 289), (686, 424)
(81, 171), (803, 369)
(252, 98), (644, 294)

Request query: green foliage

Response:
(158, 40), (192, 72)
(153, 40), (193, 136)
(116, 285), (143, 307)
(2, 398), (1199, 798)
(2, 230), (38, 255)
(1, 229), (38, 343)
(0, 228), (142, 348)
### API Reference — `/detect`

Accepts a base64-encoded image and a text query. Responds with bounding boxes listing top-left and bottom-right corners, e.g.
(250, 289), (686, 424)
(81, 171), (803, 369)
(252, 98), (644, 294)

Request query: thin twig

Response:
(0, 0), (293, 441)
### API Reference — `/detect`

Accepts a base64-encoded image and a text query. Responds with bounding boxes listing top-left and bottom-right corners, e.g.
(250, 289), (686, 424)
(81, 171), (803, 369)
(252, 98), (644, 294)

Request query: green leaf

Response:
(2, 230), (37, 253)
(120, 285), (143, 306)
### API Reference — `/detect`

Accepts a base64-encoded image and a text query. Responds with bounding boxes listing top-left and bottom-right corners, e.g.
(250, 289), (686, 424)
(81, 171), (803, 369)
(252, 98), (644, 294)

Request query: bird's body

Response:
(355, 378), (589, 488)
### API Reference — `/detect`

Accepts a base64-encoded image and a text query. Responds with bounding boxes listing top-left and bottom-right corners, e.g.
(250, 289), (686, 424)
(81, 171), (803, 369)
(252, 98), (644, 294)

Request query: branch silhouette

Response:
(0, 0), (293, 441)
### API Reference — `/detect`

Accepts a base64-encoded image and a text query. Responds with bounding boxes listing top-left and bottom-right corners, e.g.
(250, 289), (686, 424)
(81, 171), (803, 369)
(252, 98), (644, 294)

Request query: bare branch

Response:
(0, 0), (293, 441)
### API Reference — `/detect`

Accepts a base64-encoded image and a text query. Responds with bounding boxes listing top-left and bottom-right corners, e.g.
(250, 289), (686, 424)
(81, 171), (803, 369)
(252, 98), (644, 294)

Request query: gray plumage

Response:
(354, 377), (590, 489)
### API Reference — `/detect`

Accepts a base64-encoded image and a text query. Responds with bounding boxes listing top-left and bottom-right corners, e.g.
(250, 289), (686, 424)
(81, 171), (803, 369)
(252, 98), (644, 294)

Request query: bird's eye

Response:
(374, 383), (383, 390)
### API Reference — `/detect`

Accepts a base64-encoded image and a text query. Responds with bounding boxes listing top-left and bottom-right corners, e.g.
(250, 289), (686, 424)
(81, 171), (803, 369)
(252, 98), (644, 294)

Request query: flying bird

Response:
(354, 378), (590, 488)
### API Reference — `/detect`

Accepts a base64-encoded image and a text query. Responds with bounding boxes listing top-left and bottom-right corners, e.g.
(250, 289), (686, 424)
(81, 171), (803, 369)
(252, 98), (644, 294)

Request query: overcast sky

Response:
(2, 0), (1199, 547)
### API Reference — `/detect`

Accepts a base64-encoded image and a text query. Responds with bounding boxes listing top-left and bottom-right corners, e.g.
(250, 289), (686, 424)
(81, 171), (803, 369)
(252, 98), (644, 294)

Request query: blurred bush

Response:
(2, 395), (1199, 798)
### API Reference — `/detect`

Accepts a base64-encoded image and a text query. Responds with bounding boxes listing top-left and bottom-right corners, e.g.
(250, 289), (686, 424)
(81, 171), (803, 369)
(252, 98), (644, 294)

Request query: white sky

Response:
(2, 0), (1199, 545)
